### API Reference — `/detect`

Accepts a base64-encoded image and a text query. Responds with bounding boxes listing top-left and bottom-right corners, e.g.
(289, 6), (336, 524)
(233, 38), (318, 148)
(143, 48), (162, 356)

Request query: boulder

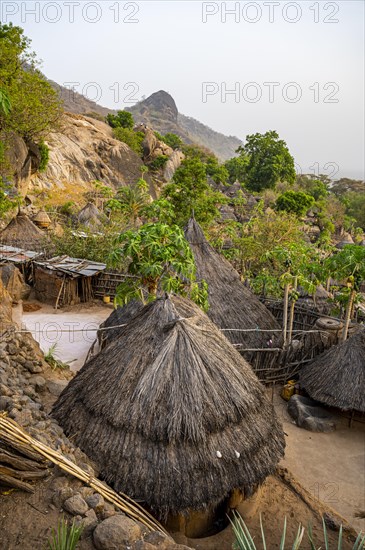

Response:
(0, 264), (31, 302)
(93, 515), (142, 549)
(63, 494), (89, 516)
(287, 395), (336, 432)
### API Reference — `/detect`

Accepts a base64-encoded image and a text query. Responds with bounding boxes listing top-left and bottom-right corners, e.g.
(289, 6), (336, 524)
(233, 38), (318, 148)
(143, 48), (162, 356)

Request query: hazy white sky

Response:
(3, 0), (364, 178)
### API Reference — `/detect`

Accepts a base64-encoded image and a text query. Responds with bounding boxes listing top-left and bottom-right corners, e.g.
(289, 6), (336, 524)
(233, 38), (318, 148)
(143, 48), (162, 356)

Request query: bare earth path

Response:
(22, 301), (112, 371)
(273, 391), (365, 533)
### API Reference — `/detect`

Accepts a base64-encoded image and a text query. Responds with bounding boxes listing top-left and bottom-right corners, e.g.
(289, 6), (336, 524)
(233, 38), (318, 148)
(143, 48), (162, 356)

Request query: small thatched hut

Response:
(0, 213), (47, 251)
(33, 210), (51, 229)
(77, 203), (104, 228)
(300, 329), (365, 412)
(53, 295), (285, 522)
(184, 218), (282, 353)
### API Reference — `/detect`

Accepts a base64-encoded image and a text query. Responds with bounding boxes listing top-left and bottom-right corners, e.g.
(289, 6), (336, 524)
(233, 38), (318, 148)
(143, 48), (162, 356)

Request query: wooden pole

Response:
(283, 283), (290, 348)
(288, 276), (298, 345)
(341, 288), (356, 342)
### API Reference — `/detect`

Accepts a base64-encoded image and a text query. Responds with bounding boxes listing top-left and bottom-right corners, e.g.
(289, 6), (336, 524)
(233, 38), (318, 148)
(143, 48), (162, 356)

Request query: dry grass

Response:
(53, 295), (285, 519)
(300, 328), (365, 412)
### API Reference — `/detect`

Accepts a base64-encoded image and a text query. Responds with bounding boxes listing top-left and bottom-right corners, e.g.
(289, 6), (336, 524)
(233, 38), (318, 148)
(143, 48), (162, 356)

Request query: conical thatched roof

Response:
(77, 203), (103, 228)
(185, 218), (281, 350)
(300, 329), (365, 412)
(0, 213), (47, 250)
(53, 295), (285, 518)
(33, 210), (51, 228)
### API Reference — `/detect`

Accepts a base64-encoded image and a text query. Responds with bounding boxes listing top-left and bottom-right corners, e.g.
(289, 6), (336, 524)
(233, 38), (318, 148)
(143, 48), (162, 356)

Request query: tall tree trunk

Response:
(283, 283), (290, 348)
(341, 289), (356, 342)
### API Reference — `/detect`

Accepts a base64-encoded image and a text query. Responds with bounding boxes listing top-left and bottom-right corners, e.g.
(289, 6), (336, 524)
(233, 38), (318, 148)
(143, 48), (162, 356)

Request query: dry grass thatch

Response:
(0, 213), (47, 250)
(53, 295), (285, 518)
(184, 218), (281, 351)
(300, 329), (365, 412)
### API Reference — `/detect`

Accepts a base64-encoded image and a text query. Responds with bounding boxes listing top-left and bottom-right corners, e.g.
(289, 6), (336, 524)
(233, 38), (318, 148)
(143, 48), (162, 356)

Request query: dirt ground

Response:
(21, 300), (112, 371)
(273, 390), (365, 533)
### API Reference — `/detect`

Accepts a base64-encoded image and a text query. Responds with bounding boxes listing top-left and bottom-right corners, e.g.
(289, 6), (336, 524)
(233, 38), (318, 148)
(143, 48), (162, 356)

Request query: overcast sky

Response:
(3, 0), (364, 178)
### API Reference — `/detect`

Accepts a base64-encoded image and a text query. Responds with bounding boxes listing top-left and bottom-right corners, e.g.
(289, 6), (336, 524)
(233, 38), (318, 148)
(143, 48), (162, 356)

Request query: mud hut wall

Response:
(33, 267), (79, 306)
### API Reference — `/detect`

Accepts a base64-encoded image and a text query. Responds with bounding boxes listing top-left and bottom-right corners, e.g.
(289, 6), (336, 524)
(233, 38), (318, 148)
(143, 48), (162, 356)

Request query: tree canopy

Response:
(0, 23), (61, 140)
(238, 131), (296, 192)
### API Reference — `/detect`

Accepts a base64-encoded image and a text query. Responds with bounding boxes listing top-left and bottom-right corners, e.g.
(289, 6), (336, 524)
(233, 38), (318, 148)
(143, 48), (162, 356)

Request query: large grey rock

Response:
(63, 494), (89, 516)
(93, 515), (142, 549)
(0, 264), (31, 302)
(288, 395), (336, 432)
(47, 380), (69, 396)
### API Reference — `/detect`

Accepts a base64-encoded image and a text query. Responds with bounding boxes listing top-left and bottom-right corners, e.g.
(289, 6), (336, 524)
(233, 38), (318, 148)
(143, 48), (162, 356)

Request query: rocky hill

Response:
(50, 80), (241, 160)
(127, 91), (242, 161)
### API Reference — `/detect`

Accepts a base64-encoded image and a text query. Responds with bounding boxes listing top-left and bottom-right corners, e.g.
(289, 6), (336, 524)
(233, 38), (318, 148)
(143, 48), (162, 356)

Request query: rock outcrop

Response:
(30, 113), (147, 193)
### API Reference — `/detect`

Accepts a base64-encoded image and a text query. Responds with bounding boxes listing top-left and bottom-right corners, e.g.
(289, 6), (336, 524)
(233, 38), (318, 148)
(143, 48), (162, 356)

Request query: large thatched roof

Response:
(185, 218), (281, 350)
(0, 213), (47, 250)
(53, 295), (285, 518)
(300, 329), (365, 412)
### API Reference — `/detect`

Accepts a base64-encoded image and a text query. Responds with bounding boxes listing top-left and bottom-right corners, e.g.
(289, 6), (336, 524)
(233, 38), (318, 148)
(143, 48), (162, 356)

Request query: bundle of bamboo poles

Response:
(0, 413), (169, 537)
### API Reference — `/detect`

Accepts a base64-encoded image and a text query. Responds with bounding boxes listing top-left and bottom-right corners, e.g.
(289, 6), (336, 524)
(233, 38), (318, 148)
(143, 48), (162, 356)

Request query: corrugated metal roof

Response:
(0, 245), (43, 263)
(34, 255), (106, 278)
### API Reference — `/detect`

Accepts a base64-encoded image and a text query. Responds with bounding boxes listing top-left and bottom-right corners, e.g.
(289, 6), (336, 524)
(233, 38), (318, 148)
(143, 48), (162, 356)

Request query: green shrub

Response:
(276, 190), (314, 217)
(149, 155), (169, 171)
(106, 110), (134, 129)
(38, 140), (49, 172)
(113, 127), (144, 156)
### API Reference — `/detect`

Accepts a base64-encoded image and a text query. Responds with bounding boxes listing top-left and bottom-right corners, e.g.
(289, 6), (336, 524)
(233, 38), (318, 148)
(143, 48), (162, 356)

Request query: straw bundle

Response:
(0, 413), (168, 535)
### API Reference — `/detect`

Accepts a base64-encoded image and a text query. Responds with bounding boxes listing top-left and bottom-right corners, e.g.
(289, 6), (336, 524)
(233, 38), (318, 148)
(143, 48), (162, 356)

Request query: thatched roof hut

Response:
(77, 203), (103, 228)
(300, 329), (365, 412)
(0, 213), (47, 251)
(53, 295), (285, 518)
(33, 210), (51, 229)
(184, 218), (281, 352)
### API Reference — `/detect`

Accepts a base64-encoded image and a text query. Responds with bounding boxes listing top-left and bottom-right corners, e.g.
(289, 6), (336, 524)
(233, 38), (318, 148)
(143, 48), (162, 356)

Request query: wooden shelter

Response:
(53, 295), (285, 524)
(33, 256), (106, 307)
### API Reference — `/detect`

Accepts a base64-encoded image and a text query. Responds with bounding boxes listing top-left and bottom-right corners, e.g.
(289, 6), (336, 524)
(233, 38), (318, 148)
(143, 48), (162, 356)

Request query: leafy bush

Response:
(149, 154), (168, 171)
(106, 110), (134, 129)
(276, 190), (315, 217)
(113, 127), (144, 156)
(110, 222), (209, 310)
(161, 132), (183, 150)
(38, 140), (49, 172)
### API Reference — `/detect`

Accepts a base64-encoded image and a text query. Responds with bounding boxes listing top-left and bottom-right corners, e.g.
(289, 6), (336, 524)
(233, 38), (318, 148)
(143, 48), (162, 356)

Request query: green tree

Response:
(324, 245), (365, 341)
(162, 158), (226, 226)
(224, 153), (249, 184)
(106, 179), (150, 224)
(276, 190), (315, 217)
(110, 222), (209, 310)
(106, 110), (134, 129)
(241, 131), (296, 192)
(0, 88), (11, 115)
(0, 23), (61, 140)
(0, 180), (18, 217)
(161, 132), (183, 150)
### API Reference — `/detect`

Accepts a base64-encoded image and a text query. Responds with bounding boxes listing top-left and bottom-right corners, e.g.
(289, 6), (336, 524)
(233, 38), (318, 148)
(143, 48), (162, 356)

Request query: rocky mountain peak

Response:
(132, 90), (178, 123)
